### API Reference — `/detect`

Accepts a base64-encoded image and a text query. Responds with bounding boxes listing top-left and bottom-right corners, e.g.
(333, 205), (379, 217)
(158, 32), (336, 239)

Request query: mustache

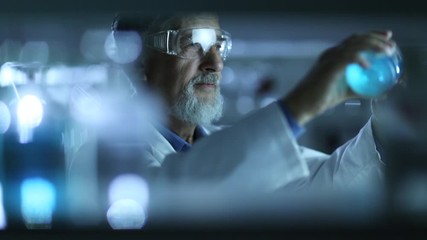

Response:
(191, 74), (220, 86)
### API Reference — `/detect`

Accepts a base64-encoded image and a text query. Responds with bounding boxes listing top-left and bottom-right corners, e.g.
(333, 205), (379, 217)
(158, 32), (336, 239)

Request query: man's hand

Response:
(282, 30), (396, 126)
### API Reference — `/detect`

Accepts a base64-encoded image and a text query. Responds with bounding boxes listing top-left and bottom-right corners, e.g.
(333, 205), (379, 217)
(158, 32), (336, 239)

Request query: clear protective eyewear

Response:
(144, 28), (232, 60)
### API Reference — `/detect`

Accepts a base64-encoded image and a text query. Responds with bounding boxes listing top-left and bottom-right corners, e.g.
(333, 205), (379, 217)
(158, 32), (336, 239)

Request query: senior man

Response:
(65, 11), (400, 228)
(107, 12), (394, 190)
(68, 12), (396, 211)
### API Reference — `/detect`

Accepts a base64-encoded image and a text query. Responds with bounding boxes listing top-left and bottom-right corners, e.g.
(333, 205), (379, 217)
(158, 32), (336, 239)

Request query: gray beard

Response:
(170, 74), (224, 126)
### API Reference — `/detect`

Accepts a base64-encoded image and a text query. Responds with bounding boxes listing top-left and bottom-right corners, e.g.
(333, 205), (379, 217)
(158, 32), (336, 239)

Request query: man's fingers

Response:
(338, 31), (397, 63)
(355, 54), (370, 69)
(369, 30), (393, 39)
(343, 30), (394, 48)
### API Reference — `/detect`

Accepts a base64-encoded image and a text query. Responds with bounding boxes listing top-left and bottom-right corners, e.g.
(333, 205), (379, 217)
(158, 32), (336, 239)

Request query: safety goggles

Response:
(144, 28), (232, 60)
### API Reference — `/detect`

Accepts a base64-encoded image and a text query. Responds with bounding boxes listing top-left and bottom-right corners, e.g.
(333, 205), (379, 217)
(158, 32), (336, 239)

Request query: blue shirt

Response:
(160, 101), (304, 152)
(157, 125), (208, 152)
(278, 99), (305, 138)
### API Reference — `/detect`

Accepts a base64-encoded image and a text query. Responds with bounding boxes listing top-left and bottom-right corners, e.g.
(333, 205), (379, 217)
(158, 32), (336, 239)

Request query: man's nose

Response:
(199, 47), (224, 73)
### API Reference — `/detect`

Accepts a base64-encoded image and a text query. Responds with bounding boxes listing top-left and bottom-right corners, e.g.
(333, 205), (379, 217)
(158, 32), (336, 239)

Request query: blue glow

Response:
(346, 51), (401, 97)
(104, 31), (142, 64)
(21, 178), (56, 225)
(107, 199), (146, 229)
(0, 182), (6, 229)
(108, 174), (149, 211)
(0, 101), (11, 134)
(0, 63), (16, 87)
(17, 95), (44, 128)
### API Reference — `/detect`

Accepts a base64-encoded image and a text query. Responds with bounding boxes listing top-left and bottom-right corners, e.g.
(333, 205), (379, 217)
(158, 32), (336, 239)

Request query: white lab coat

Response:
(301, 117), (385, 191)
(140, 102), (385, 192)
(66, 101), (385, 225)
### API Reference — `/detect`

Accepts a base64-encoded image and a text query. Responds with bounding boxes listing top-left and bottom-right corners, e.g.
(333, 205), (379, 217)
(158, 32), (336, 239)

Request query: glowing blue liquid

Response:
(346, 51), (401, 97)
(21, 178), (56, 225)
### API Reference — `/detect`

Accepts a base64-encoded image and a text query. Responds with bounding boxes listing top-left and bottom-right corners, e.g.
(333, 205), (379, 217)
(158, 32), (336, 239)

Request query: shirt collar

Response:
(157, 125), (208, 152)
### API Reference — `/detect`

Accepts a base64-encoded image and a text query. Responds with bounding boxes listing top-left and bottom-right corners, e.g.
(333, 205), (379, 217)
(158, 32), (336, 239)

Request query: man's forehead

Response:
(165, 14), (220, 30)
